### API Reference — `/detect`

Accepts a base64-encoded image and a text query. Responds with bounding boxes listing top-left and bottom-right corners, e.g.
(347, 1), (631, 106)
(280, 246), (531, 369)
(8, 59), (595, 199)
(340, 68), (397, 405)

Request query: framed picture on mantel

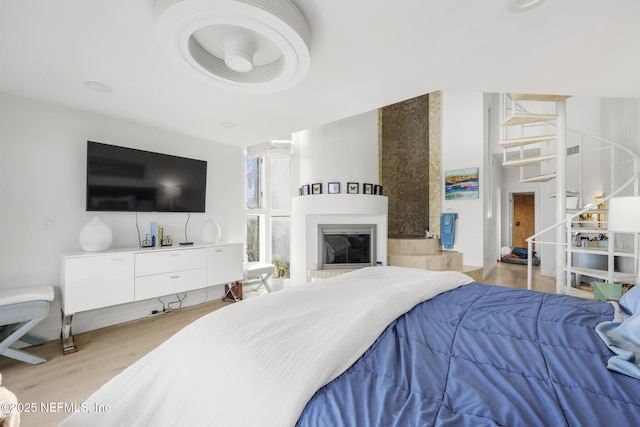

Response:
(347, 182), (359, 194)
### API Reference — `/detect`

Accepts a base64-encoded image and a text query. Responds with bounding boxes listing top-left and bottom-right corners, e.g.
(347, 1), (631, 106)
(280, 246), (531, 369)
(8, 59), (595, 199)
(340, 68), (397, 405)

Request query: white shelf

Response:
(566, 266), (635, 282)
(569, 246), (635, 258)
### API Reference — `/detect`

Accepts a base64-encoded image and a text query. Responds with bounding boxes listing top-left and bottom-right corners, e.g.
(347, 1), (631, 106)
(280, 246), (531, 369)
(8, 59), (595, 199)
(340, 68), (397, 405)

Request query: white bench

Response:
(0, 286), (54, 364)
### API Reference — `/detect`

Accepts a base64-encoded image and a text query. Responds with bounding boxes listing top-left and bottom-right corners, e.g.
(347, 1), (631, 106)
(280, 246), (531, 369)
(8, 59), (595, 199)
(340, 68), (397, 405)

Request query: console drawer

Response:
(61, 253), (134, 314)
(134, 268), (207, 301)
(135, 248), (207, 277)
(208, 244), (243, 285)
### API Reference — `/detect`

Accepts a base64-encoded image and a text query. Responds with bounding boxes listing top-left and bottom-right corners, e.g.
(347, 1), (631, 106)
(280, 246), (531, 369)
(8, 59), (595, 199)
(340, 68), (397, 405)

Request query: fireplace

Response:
(318, 224), (376, 269)
(290, 194), (387, 283)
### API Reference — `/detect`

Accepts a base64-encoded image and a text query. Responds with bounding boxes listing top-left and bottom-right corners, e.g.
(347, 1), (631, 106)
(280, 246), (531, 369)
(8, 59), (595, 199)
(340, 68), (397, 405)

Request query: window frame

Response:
(245, 143), (292, 267)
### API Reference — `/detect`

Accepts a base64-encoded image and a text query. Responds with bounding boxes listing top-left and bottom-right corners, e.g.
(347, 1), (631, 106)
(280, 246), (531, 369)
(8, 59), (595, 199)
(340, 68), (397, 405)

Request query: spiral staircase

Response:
(499, 94), (640, 296)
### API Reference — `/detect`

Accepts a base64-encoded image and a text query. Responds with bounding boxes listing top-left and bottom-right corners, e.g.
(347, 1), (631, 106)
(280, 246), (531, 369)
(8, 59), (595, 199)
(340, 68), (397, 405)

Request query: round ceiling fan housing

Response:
(506, 0), (547, 13)
(156, 0), (311, 93)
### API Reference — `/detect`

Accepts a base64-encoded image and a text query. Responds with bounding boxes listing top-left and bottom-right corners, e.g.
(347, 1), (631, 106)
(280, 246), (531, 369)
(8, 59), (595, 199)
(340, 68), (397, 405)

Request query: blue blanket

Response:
(597, 312), (640, 379)
(297, 283), (640, 426)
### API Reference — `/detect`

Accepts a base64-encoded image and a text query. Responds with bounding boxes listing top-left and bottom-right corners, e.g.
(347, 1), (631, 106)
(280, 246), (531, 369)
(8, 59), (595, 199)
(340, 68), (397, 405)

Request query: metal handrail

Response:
(525, 131), (640, 290)
(501, 94), (640, 292)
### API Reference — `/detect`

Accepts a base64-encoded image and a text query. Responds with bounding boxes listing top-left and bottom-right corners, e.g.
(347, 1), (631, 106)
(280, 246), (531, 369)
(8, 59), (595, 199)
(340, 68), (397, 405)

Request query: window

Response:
(246, 215), (260, 262)
(245, 143), (291, 273)
(246, 156), (261, 210)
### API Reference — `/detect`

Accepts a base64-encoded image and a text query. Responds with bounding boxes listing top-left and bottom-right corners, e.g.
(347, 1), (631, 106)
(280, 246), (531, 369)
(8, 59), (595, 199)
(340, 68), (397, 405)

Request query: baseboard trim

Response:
(23, 285), (225, 346)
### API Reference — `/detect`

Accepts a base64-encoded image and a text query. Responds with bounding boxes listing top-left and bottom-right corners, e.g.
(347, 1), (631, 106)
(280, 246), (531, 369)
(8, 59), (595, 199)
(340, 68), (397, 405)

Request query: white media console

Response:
(59, 242), (243, 353)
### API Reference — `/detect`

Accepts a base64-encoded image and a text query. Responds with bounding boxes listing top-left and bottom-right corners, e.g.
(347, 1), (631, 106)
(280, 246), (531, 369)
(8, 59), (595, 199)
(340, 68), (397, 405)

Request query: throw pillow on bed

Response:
(619, 285), (640, 315)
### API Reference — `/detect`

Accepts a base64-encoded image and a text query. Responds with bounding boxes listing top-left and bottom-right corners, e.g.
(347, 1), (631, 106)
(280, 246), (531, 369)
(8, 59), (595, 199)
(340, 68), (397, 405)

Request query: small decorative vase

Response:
(201, 217), (221, 243)
(79, 217), (113, 252)
(270, 277), (285, 292)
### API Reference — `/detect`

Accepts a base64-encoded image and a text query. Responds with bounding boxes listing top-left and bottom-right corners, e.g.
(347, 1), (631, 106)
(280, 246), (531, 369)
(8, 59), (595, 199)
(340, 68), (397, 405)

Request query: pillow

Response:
(619, 285), (640, 315)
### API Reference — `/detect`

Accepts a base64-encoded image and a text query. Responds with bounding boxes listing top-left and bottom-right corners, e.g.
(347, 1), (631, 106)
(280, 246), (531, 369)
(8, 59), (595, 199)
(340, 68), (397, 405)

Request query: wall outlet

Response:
(43, 217), (56, 231)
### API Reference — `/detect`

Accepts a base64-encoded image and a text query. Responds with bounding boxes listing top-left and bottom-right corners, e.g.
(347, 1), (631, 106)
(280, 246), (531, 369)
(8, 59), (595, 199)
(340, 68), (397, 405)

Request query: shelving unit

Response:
(500, 93), (640, 295)
(566, 208), (638, 296)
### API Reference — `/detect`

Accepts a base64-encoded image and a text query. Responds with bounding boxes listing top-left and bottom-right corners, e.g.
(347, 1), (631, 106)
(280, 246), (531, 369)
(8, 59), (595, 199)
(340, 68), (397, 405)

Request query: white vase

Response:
(79, 217), (113, 252)
(269, 277), (285, 292)
(201, 217), (221, 243)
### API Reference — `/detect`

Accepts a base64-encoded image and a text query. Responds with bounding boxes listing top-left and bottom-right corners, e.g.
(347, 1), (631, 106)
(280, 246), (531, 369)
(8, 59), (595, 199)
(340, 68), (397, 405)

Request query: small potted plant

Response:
(270, 258), (289, 291)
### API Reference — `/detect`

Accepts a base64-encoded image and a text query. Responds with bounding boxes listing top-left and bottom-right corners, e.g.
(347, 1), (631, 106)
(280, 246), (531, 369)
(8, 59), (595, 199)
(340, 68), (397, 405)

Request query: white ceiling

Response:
(1, 0), (638, 148)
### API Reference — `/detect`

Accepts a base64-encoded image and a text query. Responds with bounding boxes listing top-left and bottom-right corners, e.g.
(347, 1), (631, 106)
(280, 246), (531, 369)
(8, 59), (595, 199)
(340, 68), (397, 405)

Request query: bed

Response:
(60, 266), (640, 426)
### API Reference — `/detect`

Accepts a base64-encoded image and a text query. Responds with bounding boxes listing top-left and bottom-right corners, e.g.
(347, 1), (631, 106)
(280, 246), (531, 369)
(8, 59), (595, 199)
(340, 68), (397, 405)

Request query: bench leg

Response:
(261, 277), (273, 293)
(0, 317), (47, 364)
(223, 283), (242, 302)
(1, 347), (46, 365)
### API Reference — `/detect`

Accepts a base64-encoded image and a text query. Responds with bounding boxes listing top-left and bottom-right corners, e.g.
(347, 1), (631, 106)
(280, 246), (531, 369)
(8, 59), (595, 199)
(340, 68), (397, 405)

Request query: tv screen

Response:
(86, 141), (207, 212)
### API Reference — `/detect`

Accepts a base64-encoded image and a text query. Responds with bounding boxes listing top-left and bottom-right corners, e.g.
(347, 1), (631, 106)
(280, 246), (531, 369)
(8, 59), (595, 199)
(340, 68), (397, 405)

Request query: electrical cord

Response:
(155, 293), (187, 314)
(180, 212), (193, 245)
(135, 211), (142, 248)
(184, 212), (190, 241)
(167, 293), (187, 312)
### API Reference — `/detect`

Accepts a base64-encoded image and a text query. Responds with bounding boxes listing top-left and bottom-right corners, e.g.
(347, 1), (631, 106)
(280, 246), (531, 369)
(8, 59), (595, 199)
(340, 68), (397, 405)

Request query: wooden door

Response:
(512, 193), (535, 249)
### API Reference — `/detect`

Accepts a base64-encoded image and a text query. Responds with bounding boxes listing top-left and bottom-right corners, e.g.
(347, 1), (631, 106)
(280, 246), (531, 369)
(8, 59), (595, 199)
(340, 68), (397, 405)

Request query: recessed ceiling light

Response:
(506, 0), (546, 12)
(222, 121), (237, 128)
(155, 0), (311, 94)
(83, 81), (114, 93)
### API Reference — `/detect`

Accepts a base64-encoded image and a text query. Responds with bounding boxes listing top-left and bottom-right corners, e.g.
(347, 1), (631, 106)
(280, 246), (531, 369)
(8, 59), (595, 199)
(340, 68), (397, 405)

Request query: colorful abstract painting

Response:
(445, 167), (479, 200)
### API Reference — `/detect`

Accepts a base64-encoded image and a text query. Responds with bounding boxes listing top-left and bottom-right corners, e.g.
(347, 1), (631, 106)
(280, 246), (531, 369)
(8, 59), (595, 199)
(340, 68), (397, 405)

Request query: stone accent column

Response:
(428, 91), (442, 238)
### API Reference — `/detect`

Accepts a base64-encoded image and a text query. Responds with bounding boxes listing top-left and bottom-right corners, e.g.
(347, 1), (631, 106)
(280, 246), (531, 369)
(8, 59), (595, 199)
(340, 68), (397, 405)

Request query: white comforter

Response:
(61, 266), (472, 427)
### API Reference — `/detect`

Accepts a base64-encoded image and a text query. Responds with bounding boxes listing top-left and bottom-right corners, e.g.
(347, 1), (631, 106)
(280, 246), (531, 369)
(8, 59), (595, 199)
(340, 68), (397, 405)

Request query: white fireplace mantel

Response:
(291, 194), (388, 283)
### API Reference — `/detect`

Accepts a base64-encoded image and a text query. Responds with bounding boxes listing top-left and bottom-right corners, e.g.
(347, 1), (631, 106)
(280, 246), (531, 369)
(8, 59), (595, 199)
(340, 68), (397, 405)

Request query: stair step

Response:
(502, 153), (556, 167)
(520, 173), (556, 183)
(500, 134), (556, 148)
(388, 253), (463, 271)
(512, 94), (571, 102)
(502, 114), (557, 126)
(462, 265), (483, 282)
(548, 190), (580, 198)
(388, 236), (441, 255)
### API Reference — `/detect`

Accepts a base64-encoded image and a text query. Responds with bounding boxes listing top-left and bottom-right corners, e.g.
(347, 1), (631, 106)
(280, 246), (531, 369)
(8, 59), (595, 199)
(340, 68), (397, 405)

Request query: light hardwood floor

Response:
(0, 299), (232, 427)
(0, 263), (553, 427)
(484, 261), (556, 293)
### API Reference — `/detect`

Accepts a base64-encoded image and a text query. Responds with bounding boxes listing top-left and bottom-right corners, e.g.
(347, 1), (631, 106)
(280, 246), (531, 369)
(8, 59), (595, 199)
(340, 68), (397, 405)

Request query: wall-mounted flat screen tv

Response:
(86, 141), (207, 212)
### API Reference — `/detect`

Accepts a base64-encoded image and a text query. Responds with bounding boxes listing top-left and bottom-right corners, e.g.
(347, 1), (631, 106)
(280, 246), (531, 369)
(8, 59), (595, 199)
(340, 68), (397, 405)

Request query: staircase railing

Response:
(525, 131), (640, 292)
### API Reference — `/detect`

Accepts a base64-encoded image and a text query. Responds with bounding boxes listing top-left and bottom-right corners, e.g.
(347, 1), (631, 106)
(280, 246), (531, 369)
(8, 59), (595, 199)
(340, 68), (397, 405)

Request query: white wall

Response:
(0, 92), (245, 340)
(294, 110), (379, 190)
(441, 91), (485, 267)
(600, 97), (640, 198)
